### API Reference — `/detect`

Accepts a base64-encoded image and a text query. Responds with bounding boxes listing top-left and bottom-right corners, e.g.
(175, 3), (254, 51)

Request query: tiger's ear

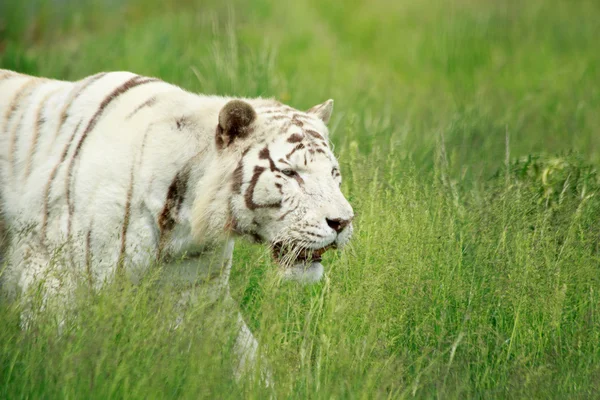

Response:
(216, 100), (257, 149)
(307, 99), (333, 125)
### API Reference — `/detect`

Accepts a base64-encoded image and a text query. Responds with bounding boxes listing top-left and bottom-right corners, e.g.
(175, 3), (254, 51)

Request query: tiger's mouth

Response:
(271, 242), (336, 264)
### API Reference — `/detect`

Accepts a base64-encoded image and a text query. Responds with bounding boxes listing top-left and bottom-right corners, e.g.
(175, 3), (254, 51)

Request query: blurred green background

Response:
(2, 0), (600, 398)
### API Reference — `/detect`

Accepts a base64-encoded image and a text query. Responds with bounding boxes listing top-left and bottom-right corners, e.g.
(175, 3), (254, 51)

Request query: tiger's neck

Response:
(142, 94), (240, 262)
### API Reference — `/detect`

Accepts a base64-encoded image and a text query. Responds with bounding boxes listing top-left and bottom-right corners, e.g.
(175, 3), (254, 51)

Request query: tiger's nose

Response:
(326, 217), (352, 233)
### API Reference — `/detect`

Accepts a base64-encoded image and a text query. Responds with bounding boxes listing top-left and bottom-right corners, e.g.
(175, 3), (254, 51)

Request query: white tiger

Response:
(0, 69), (354, 376)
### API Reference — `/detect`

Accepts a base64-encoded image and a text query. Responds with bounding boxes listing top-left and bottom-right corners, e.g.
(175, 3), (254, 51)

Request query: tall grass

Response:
(2, 0), (600, 398)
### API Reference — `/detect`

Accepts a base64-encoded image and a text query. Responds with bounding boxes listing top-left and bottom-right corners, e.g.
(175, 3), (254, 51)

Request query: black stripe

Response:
(287, 133), (304, 143)
(259, 146), (279, 172)
(65, 75), (159, 238)
(4, 79), (41, 177)
(232, 161), (244, 194)
(86, 225), (94, 287)
(244, 166), (281, 210)
(126, 96), (157, 119)
(117, 167), (135, 274)
(41, 74), (108, 240)
(8, 84), (40, 180)
(277, 206), (297, 221)
(231, 148), (251, 193)
(157, 167), (191, 259)
(305, 129), (324, 140)
(52, 73), (107, 142)
(286, 143), (305, 159)
(24, 88), (60, 180)
(2, 78), (35, 127)
(41, 119), (83, 241)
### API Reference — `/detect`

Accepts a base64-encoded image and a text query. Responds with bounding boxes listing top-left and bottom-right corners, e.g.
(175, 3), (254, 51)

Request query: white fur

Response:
(0, 69), (353, 378)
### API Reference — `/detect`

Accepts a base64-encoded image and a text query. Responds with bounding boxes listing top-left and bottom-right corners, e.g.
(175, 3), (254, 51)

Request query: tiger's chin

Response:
(280, 261), (324, 284)
(272, 243), (335, 284)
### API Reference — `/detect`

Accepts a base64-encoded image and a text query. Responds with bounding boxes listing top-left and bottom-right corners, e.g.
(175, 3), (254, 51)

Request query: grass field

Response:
(2, 0), (600, 398)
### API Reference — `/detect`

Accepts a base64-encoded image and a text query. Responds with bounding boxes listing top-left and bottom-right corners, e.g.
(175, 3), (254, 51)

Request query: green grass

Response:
(2, 0), (600, 398)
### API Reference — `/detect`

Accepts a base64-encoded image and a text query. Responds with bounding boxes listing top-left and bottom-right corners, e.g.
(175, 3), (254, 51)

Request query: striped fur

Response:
(0, 69), (353, 291)
(0, 69), (353, 378)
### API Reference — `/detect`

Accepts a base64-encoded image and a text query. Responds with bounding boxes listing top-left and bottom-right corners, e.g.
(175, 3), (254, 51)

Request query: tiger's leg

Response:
(6, 234), (75, 330)
(233, 311), (259, 377)
(160, 239), (271, 383)
(0, 217), (6, 266)
(230, 300), (274, 387)
(207, 241), (266, 381)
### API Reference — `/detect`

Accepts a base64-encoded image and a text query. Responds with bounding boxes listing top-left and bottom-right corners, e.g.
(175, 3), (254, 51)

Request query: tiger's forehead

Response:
(256, 105), (324, 131)
(243, 102), (336, 166)
(256, 105), (329, 137)
(269, 120), (334, 165)
(282, 128), (334, 165)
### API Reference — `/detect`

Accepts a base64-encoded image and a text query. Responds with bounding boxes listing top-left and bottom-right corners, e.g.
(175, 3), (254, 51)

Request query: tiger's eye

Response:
(281, 169), (296, 177)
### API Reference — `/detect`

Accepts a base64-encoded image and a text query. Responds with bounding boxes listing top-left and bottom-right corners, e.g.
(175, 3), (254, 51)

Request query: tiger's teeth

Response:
(271, 243), (334, 264)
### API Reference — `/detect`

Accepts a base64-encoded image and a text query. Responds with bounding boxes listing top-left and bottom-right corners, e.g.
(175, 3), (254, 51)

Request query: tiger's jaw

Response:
(280, 261), (324, 283)
(271, 243), (336, 283)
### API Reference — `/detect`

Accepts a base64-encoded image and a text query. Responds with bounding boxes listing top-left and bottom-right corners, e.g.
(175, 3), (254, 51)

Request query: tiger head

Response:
(192, 98), (353, 283)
